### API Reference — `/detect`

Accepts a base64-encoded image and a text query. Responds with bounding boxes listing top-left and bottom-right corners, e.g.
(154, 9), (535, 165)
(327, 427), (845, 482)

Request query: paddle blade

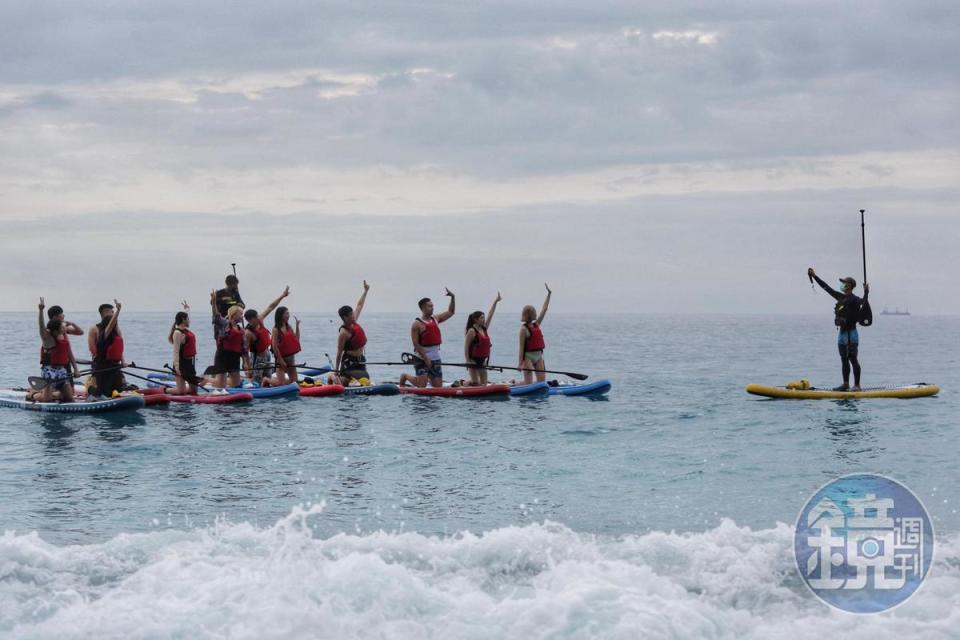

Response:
(566, 372), (589, 381)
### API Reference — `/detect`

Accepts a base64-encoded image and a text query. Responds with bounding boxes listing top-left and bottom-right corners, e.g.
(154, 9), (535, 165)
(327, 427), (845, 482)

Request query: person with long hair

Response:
(210, 290), (250, 388)
(271, 305), (301, 385)
(168, 303), (202, 395)
(243, 286), (290, 387)
(518, 284), (551, 384)
(463, 292), (501, 386)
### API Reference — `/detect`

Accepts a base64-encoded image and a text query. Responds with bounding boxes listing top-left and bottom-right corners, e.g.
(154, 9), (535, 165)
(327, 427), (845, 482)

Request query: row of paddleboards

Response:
(0, 377), (613, 413)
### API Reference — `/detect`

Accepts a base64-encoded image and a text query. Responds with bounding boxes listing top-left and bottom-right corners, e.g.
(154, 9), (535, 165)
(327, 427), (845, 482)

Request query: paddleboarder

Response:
(463, 292), (501, 386)
(37, 297), (80, 402)
(215, 274), (245, 317)
(210, 290), (251, 388)
(243, 286), (290, 387)
(271, 306), (301, 385)
(399, 288), (456, 388)
(808, 268), (870, 390)
(88, 300), (126, 399)
(331, 281), (371, 386)
(168, 305), (202, 395)
(518, 283), (551, 384)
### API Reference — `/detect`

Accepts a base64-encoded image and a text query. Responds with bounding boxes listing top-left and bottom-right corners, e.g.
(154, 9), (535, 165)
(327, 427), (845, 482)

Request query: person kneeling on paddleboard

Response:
(211, 291), (251, 389)
(400, 289), (455, 388)
(331, 281), (372, 386)
(271, 306), (301, 386)
(519, 283), (551, 384)
(37, 297), (80, 402)
(88, 301), (126, 399)
(169, 305), (203, 395)
(243, 286), (290, 387)
(809, 268), (870, 391)
(463, 292), (501, 386)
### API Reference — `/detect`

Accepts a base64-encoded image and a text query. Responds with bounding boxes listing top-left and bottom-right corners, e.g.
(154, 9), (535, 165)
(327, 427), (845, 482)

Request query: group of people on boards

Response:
(35, 275), (554, 401)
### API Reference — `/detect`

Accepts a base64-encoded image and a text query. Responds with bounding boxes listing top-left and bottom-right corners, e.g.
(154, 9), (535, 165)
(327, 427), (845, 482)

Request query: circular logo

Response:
(794, 473), (934, 613)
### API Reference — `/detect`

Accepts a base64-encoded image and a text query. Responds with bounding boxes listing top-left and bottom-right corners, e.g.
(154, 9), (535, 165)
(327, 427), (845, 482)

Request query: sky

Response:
(0, 0), (957, 314)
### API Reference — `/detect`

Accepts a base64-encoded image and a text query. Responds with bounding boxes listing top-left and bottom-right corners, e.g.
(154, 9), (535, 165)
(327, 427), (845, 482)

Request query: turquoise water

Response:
(1, 312), (958, 637)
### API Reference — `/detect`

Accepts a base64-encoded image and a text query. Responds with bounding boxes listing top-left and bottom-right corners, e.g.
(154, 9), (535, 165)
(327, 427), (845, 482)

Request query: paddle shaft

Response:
(860, 209), (867, 285)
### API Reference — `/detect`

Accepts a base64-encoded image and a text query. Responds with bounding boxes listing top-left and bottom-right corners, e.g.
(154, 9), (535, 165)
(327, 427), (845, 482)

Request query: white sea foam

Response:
(1, 507), (958, 639)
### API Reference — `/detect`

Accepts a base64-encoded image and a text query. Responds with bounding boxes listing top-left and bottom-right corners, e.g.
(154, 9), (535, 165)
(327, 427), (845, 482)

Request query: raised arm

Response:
(354, 280), (370, 321)
(537, 283), (552, 325)
(808, 269), (842, 301)
(102, 300), (121, 340)
(38, 298), (52, 345)
(486, 292), (502, 329)
(437, 287), (456, 323)
(259, 286), (290, 321)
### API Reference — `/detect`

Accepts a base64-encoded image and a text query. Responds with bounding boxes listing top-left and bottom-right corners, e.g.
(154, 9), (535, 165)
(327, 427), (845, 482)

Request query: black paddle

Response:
(399, 352), (589, 380)
(28, 364), (121, 392)
(859, 209), (873, 327)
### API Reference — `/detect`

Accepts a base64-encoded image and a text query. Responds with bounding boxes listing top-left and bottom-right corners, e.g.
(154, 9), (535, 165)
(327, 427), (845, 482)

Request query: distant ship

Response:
(880, 307), (911, 316)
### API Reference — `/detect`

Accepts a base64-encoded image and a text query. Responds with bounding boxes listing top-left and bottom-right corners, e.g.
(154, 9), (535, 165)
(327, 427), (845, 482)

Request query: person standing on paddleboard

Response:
(168, 304), (202, 395)
(463, 292), (501, 386)
(243, 286), (290, 387)
(331, 281), (372, 386)
(210, 291), (251, 389)
(215, 274), (245, 318)
(519, 284), (551, 384)
(400, 289), (455, 388)
(88, 301), (126, 399)
(37, 297), (80, 402)
(808, 268), (870, 391)
(271, 306), (301, 385)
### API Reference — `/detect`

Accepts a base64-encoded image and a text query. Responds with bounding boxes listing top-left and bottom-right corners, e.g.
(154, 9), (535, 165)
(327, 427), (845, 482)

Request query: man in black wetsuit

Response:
(808, 268), (869, 391)
(215, 275), (245, 317)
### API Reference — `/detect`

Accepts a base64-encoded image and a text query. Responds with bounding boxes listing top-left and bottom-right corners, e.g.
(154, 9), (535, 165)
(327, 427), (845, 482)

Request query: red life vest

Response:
(343, 323), (367, 351)
(251, 325), (272, 354)
(219, 325), (244, 353)
(277, 327), (301, 357)
(41, 335), (72, 367)
(524, 322), (545, 351)
(418, 317), (442, 347)
(177, 328), (197, 358)
(98, 329), (125, 362)
(470, 329), (491, 359)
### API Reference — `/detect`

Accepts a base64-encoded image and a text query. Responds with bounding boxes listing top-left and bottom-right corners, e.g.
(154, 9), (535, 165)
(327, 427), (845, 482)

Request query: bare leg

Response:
(535, 359), (546, 383)
(520, 358), (534, 385)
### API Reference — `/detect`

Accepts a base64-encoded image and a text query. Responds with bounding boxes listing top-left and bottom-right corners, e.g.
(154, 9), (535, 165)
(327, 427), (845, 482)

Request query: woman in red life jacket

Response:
(243, 286), (290, 387)
(399, 288), (456, 388)
(37, 297), (79, 402)
(331, 281), (371, 386)
(168, 306), (202, 395)
(271, 306), (301, 385)
(88, 300), (126, 399)
(518, 283), (551, 384)
(463, 292), (501, 386)
(210, 289), (251, 389)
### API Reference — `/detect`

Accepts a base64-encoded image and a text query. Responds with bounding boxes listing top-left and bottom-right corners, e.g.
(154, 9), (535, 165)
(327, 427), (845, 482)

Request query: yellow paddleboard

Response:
(746, 383), (940, 400)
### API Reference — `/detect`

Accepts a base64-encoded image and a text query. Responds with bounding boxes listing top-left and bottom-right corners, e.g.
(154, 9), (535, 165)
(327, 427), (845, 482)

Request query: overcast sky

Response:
(1, 1), (957, 314)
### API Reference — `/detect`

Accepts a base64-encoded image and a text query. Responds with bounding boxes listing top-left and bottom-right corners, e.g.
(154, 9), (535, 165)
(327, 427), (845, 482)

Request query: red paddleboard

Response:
(165, 392), (254, 404)
(398, 384), (511, 397)
(299, 384), (345, 397)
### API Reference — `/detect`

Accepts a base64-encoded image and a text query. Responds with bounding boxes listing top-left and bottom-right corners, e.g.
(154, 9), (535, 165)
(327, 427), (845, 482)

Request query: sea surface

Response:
(0, 312), (957, 638)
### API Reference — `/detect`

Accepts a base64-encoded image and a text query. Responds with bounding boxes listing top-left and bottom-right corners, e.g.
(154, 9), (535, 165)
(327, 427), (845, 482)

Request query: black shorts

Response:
(213, 348), (242, 374)
(178, 357), (202, 384)
(467, 356), (488, 369)
(341, 354), (369, 380)
(838, 342), (859, 359)
(93, 359), (123, 397)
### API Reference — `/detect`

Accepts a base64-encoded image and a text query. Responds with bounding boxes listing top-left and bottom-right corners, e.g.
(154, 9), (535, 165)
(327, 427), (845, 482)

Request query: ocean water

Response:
(0, 312), (957, 638)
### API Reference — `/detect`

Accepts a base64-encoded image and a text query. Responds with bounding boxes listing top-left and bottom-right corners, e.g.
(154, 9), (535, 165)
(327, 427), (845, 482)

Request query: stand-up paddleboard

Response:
(398, 384), (511, 397)
(226, 383), (300, 398)
(343, 383), (400, 396)
(746, 383), (939, 400)
(0, 390), (145, 413)
(509, 381), (550, 396)
(547, 380), (612, 396)
(165, 391), (254, 405)
(298, 383), (345, 397)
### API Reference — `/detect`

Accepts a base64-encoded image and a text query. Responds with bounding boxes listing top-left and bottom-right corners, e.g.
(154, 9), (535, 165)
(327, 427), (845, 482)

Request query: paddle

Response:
(398, 352), (589, 380)
(28, 364), (121, 392)
(859, 209), (873, 326)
